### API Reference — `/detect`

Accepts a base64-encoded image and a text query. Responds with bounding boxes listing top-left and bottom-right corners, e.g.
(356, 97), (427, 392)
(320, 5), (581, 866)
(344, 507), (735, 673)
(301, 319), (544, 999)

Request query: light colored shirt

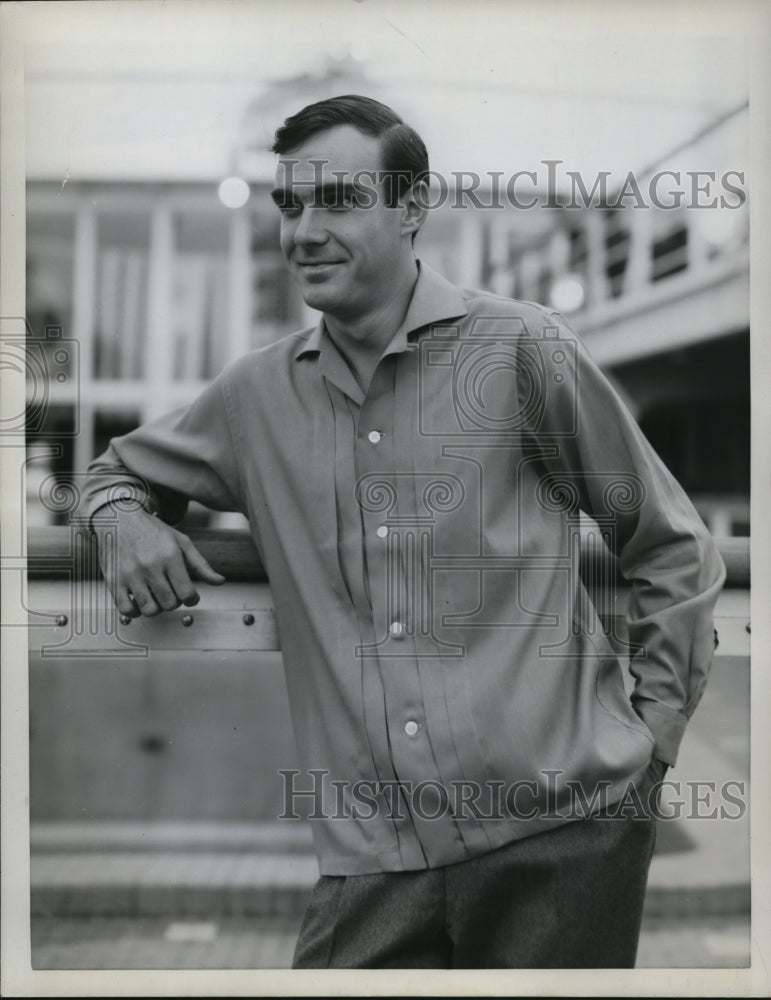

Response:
(83, 261), (726, 875)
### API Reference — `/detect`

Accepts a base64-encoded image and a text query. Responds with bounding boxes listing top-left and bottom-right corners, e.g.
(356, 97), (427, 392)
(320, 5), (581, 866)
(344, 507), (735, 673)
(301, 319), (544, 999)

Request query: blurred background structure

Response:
(19, 0), (751, 971)
(26, 62), (750, 537)
(25, 19), (751, 540)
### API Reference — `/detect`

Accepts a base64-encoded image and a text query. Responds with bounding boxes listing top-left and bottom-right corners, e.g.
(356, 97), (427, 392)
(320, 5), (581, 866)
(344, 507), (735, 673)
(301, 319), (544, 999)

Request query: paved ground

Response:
(26, 652), (753, 974)
(30, 912), (750, 969)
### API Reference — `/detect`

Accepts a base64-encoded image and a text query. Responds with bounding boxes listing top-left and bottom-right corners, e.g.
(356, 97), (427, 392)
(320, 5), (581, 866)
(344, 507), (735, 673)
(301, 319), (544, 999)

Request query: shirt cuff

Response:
(631, 698), (688, 767)
(85, 486), (160, 532)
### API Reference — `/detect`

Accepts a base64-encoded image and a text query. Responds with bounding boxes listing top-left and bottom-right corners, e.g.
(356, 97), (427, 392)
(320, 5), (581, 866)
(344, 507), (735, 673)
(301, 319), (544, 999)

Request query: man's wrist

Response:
(89, 496), (157, 535)
(648, 756), (669, 782)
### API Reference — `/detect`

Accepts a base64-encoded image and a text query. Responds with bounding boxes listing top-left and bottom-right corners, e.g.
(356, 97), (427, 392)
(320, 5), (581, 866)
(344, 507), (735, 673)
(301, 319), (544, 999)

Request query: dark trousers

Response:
(293, 777), (659, 968)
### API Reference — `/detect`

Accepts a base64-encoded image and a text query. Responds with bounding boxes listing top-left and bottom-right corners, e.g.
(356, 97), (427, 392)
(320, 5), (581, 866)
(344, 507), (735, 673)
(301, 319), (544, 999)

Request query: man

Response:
(82, 95), (726, 968)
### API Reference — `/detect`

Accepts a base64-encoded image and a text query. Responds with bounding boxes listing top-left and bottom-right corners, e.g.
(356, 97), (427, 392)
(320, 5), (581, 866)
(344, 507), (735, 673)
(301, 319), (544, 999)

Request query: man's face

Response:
(271, 125), (412, 324)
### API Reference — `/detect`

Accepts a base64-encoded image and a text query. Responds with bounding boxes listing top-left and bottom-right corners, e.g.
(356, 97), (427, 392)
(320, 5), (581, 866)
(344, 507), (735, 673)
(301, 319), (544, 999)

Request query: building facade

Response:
(25, 68), (749, 537)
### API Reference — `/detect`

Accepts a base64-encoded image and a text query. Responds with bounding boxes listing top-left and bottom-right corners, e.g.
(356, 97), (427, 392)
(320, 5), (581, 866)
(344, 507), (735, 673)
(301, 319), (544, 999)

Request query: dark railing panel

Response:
(26, 527), (749, 587)
(26, 526), (267, 582)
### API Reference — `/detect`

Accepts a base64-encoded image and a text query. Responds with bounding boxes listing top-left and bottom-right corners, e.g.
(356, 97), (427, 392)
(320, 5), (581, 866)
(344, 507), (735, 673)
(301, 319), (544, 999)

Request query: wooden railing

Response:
(26, 525), (750, 586)
(25, 527), (749, 658)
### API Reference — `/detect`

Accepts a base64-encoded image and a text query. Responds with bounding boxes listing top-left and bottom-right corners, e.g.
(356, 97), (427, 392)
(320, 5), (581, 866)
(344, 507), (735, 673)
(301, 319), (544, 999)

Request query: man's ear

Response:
(400, 181), (428, 240)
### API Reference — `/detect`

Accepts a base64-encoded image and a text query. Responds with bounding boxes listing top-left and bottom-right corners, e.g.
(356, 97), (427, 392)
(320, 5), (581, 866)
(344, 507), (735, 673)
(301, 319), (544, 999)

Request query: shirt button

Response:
(368, 430), (382, 444)
(390, 621), (405, 638)
(404, 721), (419, 737)
(376, 525), (388, 538)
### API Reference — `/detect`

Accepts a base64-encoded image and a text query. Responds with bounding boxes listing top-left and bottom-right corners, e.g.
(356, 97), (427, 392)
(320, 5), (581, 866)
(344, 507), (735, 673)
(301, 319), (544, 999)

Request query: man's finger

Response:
(147, 573), (183, 613)
(117, 589), (141, 619)
(179, 537), (227, 585)
(127, 584), (161, 617)
(165, 551), (201, 607)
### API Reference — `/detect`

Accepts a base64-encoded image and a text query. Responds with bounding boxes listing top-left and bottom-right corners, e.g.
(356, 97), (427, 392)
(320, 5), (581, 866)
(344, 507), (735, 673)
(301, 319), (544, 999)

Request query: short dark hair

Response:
(271, 94), (429, 205)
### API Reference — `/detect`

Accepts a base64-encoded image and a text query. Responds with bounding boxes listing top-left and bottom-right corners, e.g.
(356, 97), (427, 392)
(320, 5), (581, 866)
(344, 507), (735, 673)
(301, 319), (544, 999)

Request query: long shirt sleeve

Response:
(81, 374), (246, 528)
(525, 310), (726, 765)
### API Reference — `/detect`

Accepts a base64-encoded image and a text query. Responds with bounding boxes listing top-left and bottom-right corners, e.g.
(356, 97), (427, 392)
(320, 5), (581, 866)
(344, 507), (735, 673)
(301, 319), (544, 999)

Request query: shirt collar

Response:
(293, 260), (469, 362)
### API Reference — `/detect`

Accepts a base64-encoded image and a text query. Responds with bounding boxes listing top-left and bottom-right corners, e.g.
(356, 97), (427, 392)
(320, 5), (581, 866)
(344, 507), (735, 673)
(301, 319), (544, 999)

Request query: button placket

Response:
(359, 363), (428, 790)
(357, 384), (403, 651)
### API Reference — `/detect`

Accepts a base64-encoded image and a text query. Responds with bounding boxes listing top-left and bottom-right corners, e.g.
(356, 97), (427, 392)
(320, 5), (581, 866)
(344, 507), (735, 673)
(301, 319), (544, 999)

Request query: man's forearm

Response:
(81, 443), (172, 528)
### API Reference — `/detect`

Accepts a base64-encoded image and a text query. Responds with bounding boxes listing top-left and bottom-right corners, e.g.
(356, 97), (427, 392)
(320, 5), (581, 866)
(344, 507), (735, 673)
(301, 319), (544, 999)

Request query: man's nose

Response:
(294, 206), (328, 245)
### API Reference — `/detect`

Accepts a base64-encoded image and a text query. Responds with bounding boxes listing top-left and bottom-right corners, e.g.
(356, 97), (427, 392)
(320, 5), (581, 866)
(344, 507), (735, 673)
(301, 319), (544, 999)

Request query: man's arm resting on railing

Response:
(80, 372), (247, 617)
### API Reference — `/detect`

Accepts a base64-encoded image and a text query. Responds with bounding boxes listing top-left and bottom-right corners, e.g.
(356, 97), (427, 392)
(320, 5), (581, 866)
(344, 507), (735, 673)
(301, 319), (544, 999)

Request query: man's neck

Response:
(324, 259), (420, 391)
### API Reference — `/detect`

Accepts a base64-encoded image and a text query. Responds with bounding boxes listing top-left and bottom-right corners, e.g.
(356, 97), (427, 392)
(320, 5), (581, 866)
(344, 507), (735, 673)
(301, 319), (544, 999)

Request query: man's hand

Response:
(94, 506), (226, 618)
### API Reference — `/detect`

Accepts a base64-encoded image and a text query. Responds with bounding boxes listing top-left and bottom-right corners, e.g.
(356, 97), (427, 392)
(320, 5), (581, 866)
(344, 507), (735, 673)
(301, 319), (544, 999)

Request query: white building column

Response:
(623, 205), (652, 294)
(583, 211), (609, 307)
(457, 212), (484, 287)
(71, 202), (97, 474)
(145, 202), (175, 422)
(228, 207), (252, 361)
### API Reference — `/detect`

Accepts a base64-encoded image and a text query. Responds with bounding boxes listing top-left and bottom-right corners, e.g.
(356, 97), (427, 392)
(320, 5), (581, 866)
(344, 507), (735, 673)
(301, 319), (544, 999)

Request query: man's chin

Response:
(299, 284), (343, 313)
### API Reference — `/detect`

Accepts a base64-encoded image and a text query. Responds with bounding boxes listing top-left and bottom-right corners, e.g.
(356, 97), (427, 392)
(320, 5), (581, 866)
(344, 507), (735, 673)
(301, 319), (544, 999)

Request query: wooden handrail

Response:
(25, 526), (749, 588)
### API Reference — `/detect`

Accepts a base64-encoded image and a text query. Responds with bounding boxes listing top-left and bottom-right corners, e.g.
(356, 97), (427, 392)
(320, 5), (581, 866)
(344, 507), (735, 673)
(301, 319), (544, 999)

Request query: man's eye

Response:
(320, 189), (356, 210)
(278, 202), (302, 217)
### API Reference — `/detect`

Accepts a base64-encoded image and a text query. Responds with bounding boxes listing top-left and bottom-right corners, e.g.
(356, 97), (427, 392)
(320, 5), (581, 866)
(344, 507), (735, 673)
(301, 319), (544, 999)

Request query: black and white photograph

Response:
(1, 0), (769, 995)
